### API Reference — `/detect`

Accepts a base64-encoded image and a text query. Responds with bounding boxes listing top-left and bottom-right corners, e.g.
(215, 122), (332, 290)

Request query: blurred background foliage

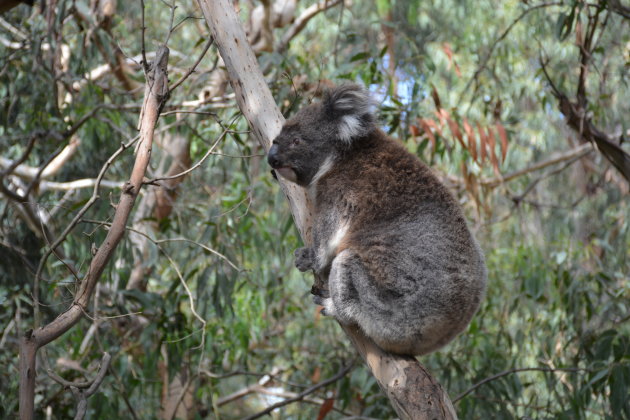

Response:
(0, 0), (628, 418)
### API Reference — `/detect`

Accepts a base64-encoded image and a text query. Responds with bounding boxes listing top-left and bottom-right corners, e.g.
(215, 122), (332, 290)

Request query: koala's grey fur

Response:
(267, 84), (487, 356)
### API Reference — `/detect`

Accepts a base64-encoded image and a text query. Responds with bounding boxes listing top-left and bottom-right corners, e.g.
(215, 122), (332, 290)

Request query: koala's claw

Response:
(313, 296), (334, 317)
(312, 295), (325, 306)
(294, 247), (315, 272)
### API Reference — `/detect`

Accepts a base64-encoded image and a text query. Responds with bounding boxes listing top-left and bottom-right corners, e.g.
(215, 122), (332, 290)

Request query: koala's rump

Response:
(339, 219), (484, 355)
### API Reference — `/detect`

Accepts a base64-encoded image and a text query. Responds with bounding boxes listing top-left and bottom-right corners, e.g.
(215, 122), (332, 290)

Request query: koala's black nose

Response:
(267, 144), (281, 168)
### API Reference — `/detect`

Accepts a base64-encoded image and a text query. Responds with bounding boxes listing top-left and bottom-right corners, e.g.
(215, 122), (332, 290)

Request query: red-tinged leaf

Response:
(316, 398), (335, 420)
(495, 122), (508, 162)
(434, 109), (446, 126)
(487, 127), (500, 176)
(477, 122), (487, 163)
(315, 305), (323, 322)
(409, 124), (420, 137)
(463, 118), (477, 162)
(311, 366), (321, 383)
(460, 161), (470, 191)
(442, 43), (461, 77)
(418, 119), (437, 153)
(431, 85), (441, 109)
(442, 43), (454, 61)
(424, 117), (443, 137)
(445, 115), (465, 149)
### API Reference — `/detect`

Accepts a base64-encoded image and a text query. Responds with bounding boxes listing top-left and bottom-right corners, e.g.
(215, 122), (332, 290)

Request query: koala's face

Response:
(268, 84), (375, 186)
(268, 103), (338, 186)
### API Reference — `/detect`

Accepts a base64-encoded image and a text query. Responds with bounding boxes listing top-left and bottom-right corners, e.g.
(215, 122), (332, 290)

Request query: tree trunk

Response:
(195, 1), (458, 418)
(18, 46), (170, 420)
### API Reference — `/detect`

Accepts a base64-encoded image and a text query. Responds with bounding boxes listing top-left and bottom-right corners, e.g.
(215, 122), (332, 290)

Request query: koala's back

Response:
(316, 129), (486, 355)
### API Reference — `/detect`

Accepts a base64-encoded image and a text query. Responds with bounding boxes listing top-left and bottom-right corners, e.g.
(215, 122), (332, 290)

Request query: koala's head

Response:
(267, 83), (375, 186)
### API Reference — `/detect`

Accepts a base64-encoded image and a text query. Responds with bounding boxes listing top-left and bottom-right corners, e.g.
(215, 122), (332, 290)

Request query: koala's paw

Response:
(313, 296), (336, 317)
(311, 284), (330, 298)
(294, 247), (315, 272)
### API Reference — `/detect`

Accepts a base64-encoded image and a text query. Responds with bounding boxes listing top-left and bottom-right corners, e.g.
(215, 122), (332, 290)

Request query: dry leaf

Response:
(444, 113), (465, 149)
(463, 118), (477, 162)
(424, 117), (443, 137)
(477, 122), (487, 163)
(316, 398), (335, 420)
(431, 85), (441, 109)
(442, 43), (462, 77)
(487, 127), (500, 176)
(418, 118), (437, 153)
(495, 122), (508, 162)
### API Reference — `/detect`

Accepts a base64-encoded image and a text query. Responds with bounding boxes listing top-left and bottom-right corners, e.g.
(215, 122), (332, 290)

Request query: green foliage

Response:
(0, 0), (628, 419)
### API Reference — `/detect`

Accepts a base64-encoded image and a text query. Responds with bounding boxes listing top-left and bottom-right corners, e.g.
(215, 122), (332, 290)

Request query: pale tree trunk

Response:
(195, 1), (458, 418)
(18, 46), (170, 420)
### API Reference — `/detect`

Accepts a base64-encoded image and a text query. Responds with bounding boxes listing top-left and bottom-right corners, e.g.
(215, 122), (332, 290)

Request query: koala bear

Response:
(267, 84), (487, 356)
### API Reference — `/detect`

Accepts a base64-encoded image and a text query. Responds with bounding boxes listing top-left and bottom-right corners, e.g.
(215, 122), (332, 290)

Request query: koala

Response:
(267, 84), (487, 356)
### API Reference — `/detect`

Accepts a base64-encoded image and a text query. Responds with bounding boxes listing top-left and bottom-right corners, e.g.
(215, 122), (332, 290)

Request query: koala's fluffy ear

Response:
(324, 84), (375, 144)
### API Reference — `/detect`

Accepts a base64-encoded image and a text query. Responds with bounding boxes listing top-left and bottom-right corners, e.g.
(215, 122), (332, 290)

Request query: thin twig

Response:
(80, 220), (241, 271)
(243, 363), (354, 420)
(33, 135), (140, 327)
(480, 143), (593, 187)
(143, 128), (228, 184)
(0, 133), (38, 177)
(165, 374), (195, 420)
(140, 0), (148, 72)
(170, 37), (214, 91)
(458, 2), (563, 106)
(73, 352), (112, 420)
(454, 366), (586, 403)
(276, 0), (344, 53)
(511, 149), (590, 204)
(164, 1), (178, 46)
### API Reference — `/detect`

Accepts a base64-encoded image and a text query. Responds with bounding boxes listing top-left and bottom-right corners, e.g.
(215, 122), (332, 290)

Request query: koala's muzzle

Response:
(267, 143), (298, 183)
(267, 144), (282, 169)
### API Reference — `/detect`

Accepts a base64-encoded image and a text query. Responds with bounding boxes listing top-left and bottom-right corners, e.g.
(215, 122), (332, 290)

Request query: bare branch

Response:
(539, 58), (630, 181)
(0, 137), (80, 181)
(80, 220), (242, 272)
(19, 45), (170, 419)
(73, 352), (112, 420)
(0, 16), (28, 40)
(454, 366), (585, 403)
(459, 2), (563, 105)
(143, 128), (228, 184)
(170, 37), (214, 91)
(38, 178), (124, 192)
(163, 1), (178, 46)
(277, 0), (344, 53)
(243, 363), (354, 420)
(608, 0), (630, 19)
(0, 134), (38, 177)
(33, 135), (139, 324)
(141, 0), (148, 72)
(480, 143), (594, 187)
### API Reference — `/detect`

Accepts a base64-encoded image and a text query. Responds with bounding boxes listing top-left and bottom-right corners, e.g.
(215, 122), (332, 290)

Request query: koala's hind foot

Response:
(311, 272), (330, 298)
(294, 247), (315, 272)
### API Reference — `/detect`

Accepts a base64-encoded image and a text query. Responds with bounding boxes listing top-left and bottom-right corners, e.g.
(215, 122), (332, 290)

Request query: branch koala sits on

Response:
(267, 84), (487, 356)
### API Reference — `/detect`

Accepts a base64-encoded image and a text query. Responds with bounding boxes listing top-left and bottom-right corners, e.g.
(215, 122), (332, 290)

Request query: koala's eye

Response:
(290, 138), (301, 147)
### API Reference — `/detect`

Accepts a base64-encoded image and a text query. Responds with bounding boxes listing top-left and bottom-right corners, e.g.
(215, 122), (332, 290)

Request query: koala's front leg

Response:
(295, 248), (331, 298)
(294, 247), (315, 272)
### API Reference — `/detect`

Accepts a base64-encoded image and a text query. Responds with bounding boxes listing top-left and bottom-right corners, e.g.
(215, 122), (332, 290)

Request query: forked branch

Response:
(18, 46), (170, 420)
